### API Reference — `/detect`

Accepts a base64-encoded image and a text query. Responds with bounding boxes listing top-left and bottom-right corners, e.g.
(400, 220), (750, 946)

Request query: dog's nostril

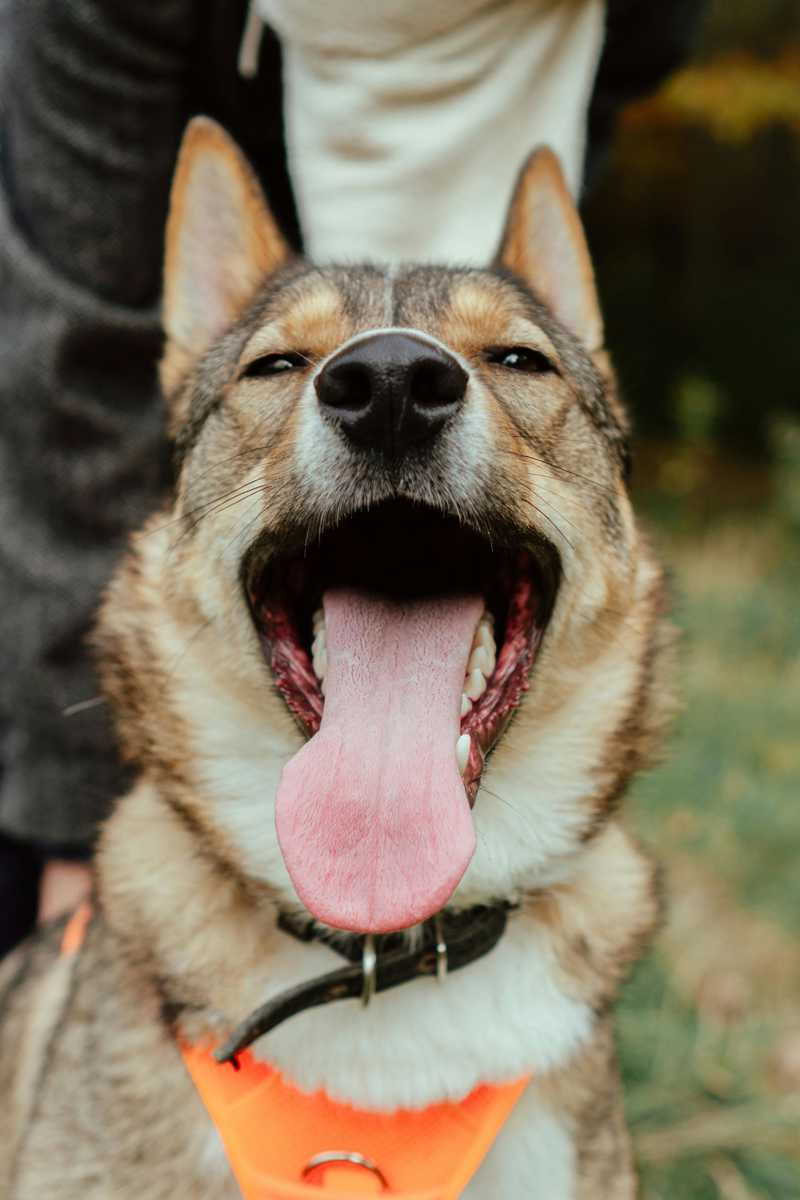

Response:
(409, 359), (467, 411)
(317, 361), (373, 413)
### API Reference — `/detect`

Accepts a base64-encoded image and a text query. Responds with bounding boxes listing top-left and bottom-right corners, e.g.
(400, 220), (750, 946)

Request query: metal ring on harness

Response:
(302, 1150), (388, 1190)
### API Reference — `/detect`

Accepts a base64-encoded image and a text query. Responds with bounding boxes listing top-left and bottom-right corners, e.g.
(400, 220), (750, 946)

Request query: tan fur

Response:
(0, 123), (674, 1197)
(161, 117), (291, 409)
(498, 146), (604, 353)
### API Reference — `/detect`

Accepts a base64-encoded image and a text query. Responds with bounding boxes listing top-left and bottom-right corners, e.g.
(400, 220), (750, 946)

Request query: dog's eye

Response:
(241, 352), (308, 379)
(486, 346), (555, 374)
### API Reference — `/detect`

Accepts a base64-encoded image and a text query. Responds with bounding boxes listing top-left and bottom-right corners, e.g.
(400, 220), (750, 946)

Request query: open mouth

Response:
(246, 501), (558, 932)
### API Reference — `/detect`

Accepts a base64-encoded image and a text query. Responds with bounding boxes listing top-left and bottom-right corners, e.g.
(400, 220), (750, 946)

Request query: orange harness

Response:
(62, 903), (529, 1198)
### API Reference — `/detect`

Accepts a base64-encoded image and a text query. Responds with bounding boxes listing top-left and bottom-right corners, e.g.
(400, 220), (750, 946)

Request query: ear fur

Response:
(497, 147), (603, 353)
(161, 116), (290, 398)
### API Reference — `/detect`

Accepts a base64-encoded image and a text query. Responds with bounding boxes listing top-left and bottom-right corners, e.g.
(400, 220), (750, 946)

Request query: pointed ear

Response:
(496, 147), (603, 353)
(161, 117), (291, 395)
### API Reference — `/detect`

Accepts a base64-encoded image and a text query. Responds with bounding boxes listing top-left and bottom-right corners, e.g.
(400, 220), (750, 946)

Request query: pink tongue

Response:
(275, 589), (482, 932)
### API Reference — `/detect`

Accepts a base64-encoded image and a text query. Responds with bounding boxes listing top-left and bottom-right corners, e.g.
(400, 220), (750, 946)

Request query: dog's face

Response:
(100, 120), (667, 934)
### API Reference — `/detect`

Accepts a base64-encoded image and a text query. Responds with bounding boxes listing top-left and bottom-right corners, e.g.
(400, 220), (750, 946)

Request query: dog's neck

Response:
(213, 903), (513, 1066)
(97, 782), (657, 1110)
(98, 779), (518, 1027)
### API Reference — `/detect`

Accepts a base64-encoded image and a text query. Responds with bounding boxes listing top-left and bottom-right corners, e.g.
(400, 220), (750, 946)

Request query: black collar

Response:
(215, 903), (514, 1067)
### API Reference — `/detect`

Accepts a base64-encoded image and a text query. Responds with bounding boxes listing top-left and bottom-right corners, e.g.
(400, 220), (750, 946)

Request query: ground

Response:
(620, 446), (800, 1198)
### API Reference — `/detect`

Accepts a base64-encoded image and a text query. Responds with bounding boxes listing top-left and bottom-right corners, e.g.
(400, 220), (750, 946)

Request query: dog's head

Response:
(99, 119), (669, 934)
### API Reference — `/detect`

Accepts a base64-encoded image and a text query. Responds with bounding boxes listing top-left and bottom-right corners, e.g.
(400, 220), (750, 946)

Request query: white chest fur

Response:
(466, 1087), (576, 1199)
(243, 906), (592, 1111)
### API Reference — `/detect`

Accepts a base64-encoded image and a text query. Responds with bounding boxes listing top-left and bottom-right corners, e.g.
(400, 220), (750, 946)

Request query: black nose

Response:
(315, 332), (467, 457)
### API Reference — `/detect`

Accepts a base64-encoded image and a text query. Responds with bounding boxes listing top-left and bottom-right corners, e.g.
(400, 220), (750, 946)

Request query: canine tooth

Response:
(468, 646), (493, 677)
(460, 694), (472, 718)
(312, 646), (327, 679)
(465, 669), (487, 701)
(483, 641), (497, 675)
(475, 623), (495, 652)
(456, 733), (471, 776)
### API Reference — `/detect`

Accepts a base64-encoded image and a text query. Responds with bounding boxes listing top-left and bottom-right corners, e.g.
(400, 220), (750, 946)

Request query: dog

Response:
(0, 117), (673, 1198)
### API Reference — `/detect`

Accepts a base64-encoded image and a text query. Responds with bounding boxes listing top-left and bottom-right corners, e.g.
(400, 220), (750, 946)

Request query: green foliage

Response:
(674, 376), (724, 447)
(664, 55), (800, 144)
(698, 0), (800, 59)
(584, 6), (800, 1192)
(583, 4), (800, 459)
(771, 418), (800, 529)
(619, 481), (800, 1197)
(633, 507), (800, 929)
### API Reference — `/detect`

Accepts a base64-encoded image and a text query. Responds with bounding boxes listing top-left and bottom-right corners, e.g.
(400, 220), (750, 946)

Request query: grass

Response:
(618, 448), (800, 1197)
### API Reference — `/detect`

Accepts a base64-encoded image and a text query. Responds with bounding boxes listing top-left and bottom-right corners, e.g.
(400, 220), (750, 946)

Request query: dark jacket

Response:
(0, 0), (706, 850)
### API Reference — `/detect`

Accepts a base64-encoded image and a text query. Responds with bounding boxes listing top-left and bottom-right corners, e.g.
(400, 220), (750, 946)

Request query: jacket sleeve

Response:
(0, 0), (194, 848)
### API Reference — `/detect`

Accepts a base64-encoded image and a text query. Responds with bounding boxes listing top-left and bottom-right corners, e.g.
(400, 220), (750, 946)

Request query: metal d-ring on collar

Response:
(361, 934), (378, 1007)
(362, 920), (446, 1009)
(434, 912), (448, 982)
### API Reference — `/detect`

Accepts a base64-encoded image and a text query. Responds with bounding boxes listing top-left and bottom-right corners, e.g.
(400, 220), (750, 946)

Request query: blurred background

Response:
(583, 1), (800, 1195)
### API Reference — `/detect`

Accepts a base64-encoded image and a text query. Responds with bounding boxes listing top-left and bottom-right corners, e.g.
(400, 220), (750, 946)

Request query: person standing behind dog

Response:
(0, 0), (706, 954)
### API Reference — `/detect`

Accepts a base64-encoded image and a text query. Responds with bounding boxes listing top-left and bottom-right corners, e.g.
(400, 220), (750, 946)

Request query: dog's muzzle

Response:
(315, 331), (467, 459)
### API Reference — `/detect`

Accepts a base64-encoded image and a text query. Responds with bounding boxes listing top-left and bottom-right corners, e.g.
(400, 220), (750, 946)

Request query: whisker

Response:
(163, 614), (218, 681)
(144, 479), (269, 542)
(494, 447), (616, 494)
(517, 488), (578, 553)
(181, 482), (270, 530)
(479, 785), (526, 820)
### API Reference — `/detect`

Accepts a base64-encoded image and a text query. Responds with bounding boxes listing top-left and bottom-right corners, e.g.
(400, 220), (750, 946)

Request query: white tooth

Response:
(468, 646), (493, 677)
(465, 669), (486, 701)
(311, 626), (326, 674)
(460, 694), (472, 718)
(320, 678), (327, 697)
(481, 609), (494, 627)
(476, 623), (495, 652)
(456, 733), (471, 776)
(312, 646), (327, 679)
(312, 608), (325, 633)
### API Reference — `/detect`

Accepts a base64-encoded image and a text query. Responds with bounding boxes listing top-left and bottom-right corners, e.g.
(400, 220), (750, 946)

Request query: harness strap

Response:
(61, 900), (93, 956)
(182, 1044), (529, 1199)
(61, 904), (530, 1198)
